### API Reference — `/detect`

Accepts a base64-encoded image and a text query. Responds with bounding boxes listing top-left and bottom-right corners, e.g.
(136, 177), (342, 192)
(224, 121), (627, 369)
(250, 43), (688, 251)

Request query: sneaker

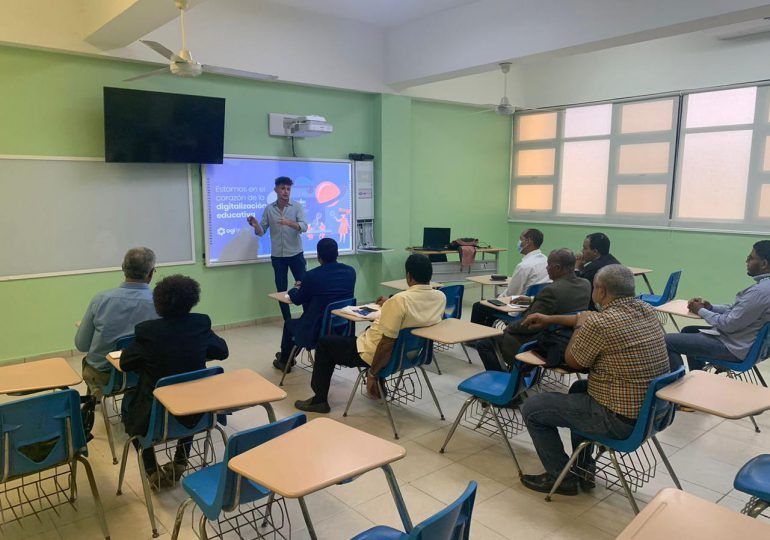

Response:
(520, 472), (579, 496)
(294, 397), (331, 414)
(162, 460), (187, 483)
(273, 353), (296, 373)
(146, 469), (175, 491)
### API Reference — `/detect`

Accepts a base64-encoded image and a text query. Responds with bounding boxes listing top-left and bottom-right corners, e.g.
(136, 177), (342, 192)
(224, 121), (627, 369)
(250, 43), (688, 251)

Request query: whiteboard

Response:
(0, 156), (195, 281)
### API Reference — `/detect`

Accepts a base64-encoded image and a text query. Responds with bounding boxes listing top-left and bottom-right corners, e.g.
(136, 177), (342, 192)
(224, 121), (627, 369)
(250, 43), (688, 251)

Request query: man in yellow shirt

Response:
(295, 254), (446, 413)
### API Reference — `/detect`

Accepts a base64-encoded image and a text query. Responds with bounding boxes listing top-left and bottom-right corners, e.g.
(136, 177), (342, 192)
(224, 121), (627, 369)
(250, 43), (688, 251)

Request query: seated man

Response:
(475, 249), (590, 372)
(294, 254), (446, 413)
(121, 275), (229, 488)
(666, 240), (770, 371)
(74, 247), (159, 433)
(576, 232), (620, 309)
(470, 228), (549, 327)
(273, 238), (356, 372)
(519, 265), (670, 496)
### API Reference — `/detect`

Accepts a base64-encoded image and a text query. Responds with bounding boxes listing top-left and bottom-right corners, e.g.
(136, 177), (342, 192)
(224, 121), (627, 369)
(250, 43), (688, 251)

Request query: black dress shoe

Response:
(273, 357), (291, 373)
(521, 473), (579, 496)
(294, 397), (331, 414)
(578, 476), (596, 492)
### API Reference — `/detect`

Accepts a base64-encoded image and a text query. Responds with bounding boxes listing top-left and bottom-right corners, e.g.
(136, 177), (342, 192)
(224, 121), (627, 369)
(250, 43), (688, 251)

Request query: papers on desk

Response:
(698, 328), (720, 336)
(342, 303), (381, 320)
(108, 350), (121, 360)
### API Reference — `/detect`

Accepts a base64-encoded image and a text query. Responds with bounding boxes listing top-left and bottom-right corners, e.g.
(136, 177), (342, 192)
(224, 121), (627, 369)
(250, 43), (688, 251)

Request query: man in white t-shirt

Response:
(470, 228), (550, 327)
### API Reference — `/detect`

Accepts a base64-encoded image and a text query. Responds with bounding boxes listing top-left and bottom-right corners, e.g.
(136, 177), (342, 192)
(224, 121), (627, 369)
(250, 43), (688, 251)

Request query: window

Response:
(510, 84), (770, 232)
(510, 96), (678, 226)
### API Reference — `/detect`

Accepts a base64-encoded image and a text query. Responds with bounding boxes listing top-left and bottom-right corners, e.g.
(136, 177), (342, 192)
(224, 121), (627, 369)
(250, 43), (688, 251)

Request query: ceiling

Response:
(264, 0), (479, 28)
(3, 0), (770, 107)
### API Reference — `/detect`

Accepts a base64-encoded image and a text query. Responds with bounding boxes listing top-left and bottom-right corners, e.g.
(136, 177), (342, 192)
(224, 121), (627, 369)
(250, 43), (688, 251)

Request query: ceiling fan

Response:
(125, 0), (278, 83)
(471, 62), (516, 116)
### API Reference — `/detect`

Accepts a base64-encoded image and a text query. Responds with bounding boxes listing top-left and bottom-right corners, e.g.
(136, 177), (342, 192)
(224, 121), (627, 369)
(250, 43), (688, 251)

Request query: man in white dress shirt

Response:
(470, 228), (550, 327)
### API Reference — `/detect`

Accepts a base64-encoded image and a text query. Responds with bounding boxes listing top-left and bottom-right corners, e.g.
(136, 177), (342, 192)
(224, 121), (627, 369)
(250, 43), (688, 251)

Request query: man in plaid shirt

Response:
(518, 265), (670, 496)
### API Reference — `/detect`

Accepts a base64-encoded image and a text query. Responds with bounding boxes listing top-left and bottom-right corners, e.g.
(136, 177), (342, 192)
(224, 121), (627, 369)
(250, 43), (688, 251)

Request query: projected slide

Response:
(204, 157), (353, 266)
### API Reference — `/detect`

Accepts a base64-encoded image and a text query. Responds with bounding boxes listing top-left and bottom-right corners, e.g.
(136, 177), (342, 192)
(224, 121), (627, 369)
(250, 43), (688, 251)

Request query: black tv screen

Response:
(104, 87), (225, 164)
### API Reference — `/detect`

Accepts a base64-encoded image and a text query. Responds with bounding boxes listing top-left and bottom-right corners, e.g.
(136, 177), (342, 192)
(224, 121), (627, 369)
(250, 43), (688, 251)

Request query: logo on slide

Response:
(217, 227), (226, 236)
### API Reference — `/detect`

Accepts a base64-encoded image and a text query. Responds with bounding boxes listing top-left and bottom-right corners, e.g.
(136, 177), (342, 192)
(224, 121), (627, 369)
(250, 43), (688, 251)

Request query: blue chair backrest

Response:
(379, 328), (433, 378)
(0, 389), (85, 481)
(408, 481), (477, 540)
(740, 322), (770, 368)
(440, 285), (465, 320)
(203, 413), (307, 520)
(143, 366), (224, 444)
(320, 297), (357, 338)
(659, 271), (682, 303)
(525, 282), (548, 297)
(103, 334), (138, 394)
(612, 367), (685, 453)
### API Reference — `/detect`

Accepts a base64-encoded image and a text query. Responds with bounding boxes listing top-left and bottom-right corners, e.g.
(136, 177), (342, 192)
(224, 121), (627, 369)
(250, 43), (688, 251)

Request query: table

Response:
(515, 350), (546, 366)
(381, 279), (441, 291)
(228, 418), (410, 539)
(267, 291), (293, 304)
(106, 350), (122, 371)
(331, 308), (374, 323)
(628, 267), (654, 294)
(617, 488), (770, 539)
(656, 370), (770, 419)
(466, 274), (510, 299)
(411, 317), (502, 344)
(0, 357), (82, 395)
(656, 299), (702, 320)
(406, 247), (507, 282)
(153, 369), (287, 421)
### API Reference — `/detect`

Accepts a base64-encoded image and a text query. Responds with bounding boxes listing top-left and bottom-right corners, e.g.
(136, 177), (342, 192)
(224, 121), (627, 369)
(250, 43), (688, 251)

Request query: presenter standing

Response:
(247, 176), (308, 321)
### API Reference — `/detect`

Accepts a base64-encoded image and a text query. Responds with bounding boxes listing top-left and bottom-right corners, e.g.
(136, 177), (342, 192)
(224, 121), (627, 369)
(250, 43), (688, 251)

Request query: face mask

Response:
(517, 240), (524, 253)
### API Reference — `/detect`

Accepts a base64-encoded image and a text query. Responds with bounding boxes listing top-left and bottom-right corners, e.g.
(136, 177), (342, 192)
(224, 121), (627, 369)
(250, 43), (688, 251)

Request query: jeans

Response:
(521, 380), (634, 478)
(271, 253), (306, 321)
(310, 335), (369, 402)
(665, 325), (741, 371)
(476, 338), (506, 372)
(82, 358), (111, 399)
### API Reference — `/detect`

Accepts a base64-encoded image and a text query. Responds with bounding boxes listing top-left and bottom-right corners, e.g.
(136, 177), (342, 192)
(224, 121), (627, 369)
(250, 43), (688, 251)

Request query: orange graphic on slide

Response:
(335, 209), (350, 244)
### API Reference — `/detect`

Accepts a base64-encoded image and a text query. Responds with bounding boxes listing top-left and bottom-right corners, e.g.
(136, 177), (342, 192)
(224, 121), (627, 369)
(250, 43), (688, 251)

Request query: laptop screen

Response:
(422, 227), (451, 249)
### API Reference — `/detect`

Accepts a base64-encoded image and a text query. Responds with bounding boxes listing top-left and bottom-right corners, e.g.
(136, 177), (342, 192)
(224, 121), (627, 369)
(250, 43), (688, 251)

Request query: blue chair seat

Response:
(638, 293), (663, 305)
(457, 371), (513, 406)
(183, 463), (270, 521)
(352, 525), (407, 540)
(734, 454), (770, 501)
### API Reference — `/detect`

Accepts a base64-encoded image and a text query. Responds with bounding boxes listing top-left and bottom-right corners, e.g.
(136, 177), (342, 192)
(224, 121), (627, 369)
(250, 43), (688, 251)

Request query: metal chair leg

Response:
(546, 440), (590, 502)
(279, 346), (300, 386)
(116, 436), (135, 495)
(419, 366), (445, 420)
(748, 498), (769, 518)
(431, 355), (442, 375)
(135, 444), (160, 537)
(171, 497), (195, 540)
(440, 397), (475, 453)
(668, 313), (681, 332)
(610, 449), (640, 514)
(298, 497), (317, 539)
(652, 436), (682, 489)
(198, 513), (209, 540)
(69, 459), (78, 502)
(77, 456), (111, 539)
(491, 409), (522, 476)
(754, 365), (768, 387)
(461, 343), (473, 364)
(476, 405), (490, 429)
(101, 395), (119, 464)
(261, 492), (276, 528)
(750, 415), (762, 433)
(379, 378), (399, 439)
(343, 369), (366, 417)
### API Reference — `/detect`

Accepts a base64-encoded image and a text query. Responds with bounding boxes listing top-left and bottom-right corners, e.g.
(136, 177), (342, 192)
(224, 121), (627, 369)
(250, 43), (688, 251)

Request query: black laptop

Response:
(422, 227), (450, 250)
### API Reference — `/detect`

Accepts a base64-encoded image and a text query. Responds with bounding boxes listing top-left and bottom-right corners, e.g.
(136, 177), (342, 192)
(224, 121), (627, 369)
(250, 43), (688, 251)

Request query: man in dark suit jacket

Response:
(476, 249), (591, 372)
(121, 275), (228, 486)
(274, 238), (356, 371)
(576, 233), (621, 309)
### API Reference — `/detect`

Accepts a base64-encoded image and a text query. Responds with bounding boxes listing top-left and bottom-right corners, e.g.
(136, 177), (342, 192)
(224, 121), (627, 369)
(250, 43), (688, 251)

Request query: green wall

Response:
(507, 223), (765, 304)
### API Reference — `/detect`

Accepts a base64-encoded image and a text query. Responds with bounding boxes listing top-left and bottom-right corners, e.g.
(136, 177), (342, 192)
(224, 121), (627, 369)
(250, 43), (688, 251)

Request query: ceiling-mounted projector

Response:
(268, 113), (333, 138)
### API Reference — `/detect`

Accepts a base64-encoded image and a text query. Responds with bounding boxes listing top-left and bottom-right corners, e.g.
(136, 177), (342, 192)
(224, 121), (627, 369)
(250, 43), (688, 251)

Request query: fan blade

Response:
(123, 67), (170, 82)
(202, 64), (278, 81)
(140, 40), (183, 62)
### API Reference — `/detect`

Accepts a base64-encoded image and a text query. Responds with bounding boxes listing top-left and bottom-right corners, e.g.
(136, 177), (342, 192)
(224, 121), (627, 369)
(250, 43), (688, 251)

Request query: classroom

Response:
(1, 1), (770, 539)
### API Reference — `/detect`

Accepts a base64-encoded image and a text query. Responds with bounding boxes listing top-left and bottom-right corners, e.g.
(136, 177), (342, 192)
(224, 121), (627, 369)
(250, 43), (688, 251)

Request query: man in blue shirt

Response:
(75, 247), (159, 432)
(274, 238), (356, 372)
(666, 240), (770, 370)
(247, 176), (308, 321)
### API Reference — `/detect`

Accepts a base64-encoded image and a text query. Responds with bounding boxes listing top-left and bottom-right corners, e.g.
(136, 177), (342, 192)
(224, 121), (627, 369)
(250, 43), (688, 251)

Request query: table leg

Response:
(262, 403), (276, 423)
(298, 497), (316, 539)
(492, 340), (507, 371)
(642, 274), (654, 295)
(382, 464), (413, 532)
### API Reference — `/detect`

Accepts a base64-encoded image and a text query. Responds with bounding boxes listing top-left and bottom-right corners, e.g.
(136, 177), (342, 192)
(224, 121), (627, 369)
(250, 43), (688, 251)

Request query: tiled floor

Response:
(3, 317), (770, 539)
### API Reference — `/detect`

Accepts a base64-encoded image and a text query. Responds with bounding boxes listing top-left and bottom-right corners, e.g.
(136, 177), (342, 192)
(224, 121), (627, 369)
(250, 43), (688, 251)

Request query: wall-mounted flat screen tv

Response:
(104, 87), (225, 164)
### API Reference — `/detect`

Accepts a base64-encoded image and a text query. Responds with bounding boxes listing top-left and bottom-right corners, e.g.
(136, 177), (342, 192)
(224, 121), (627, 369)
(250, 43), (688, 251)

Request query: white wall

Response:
(514, 31), (770, 109)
